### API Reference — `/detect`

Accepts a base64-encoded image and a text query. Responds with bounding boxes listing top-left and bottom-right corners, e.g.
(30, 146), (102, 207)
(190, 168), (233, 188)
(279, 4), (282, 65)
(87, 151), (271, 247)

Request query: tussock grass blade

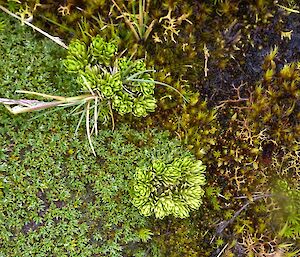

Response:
(16, 90), (92, 102)
(0, 5), (68, 49)
(86, 101), (96, 156)
(108, 101), (115, 131)
(111, 0), (140, 41)
(29, 104), (72, 121)
(0, 98), (39, 106)
(75, 107), (86, 135)
(72, 109), (86, 116)
(6, 100), (67, 114)
(144, 19), (156, 41)
(128, 78), (189, 102)
(126, 69), (155, 80)
(68, 101), (86, 116)
(94, 97), (98, 136)
(80, 75), (95, 95)
(139, 0), (144, 34)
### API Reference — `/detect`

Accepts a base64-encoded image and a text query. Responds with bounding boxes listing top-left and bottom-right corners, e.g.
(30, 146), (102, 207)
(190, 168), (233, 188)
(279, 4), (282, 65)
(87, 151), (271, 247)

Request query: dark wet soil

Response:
(201, 9), (300, 105)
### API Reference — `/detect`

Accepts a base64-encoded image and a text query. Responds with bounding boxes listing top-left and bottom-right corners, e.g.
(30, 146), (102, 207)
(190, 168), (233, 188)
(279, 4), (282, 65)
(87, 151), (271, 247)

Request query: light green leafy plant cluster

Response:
(63, 35), (157, 118)
(131, 156), (206, 219)
(0, 32), (161, 155)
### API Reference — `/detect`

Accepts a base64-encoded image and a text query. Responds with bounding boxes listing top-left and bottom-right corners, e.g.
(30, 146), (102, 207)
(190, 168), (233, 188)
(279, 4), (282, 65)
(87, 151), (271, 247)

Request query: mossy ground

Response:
(0, 1), (300, 256)
(0, 13), (152, 256)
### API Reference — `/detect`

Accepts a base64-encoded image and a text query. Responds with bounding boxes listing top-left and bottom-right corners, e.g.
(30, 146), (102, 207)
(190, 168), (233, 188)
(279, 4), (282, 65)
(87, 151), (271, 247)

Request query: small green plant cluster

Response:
(0, 17), (202, 252)
(131, 155), (206, 219)
(64, 35), (157, 119)
(0, 31), (162, 155)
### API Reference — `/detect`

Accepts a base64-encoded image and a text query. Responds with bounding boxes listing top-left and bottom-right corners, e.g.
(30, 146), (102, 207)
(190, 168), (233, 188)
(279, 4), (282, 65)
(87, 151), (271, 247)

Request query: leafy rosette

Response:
(131, 156), (206, 219)
(68, 40), (88, 60)
(99, 72), (123, 98)
(63, 40), (88, 72)
(118, 58), (155, 94)
(133, 96), (157, 117)
(90, 35), (117, 66)
(112, 93), (134, 115)
(63, 36), (157, 120)
(77, 65), (101, 90)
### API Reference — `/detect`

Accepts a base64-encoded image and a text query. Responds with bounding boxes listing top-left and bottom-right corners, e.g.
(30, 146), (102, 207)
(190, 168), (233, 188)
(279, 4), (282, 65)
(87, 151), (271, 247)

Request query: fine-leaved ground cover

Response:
(0, 12), (208, 256)
(0, 13), (163, 256)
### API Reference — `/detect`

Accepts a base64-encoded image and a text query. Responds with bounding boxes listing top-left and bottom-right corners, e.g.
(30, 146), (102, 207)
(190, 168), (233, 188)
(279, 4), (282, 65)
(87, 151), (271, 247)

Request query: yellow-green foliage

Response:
(131, 156), (206, 219)
(270, 142), (300, 240)
(153, 219), (202, 257)
(248, 54), (300, 144)
(215, 50), (300, 193)
(210, 50), (300, 252)
(0, 14), (154, 256)
(64, 36), (157, 119)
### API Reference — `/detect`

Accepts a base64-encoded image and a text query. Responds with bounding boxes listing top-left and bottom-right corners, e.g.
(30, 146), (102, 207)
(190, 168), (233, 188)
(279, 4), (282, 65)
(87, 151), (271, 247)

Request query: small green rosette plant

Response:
(0, 35), (159, 155)
(63, 35), (157, 120)
(131, 156), (206, 219)
(0, 34), (185, 155)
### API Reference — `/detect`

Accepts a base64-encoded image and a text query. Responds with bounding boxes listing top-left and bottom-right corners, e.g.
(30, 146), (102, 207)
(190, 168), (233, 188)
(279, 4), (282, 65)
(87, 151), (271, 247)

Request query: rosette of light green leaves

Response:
(63, 40), (88, 72)
(1, 35), (187, 158)
(90, 35), (118, 66)
(62, 36), (188, 154)
(118, 58), (155, 94)
(68, 39), (88, 60)
(77, 65), (101, 90)
(63, 36), (158, 119)
(112, 92), (134, 115)
(99, 71), (123, 98)
(131, 156), (206, 219)
(133, 96), (156, 117)
(118, 58), (146, 75)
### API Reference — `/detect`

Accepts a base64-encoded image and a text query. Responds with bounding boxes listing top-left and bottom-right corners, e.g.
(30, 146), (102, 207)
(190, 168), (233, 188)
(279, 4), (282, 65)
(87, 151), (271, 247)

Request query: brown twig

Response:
(219, 82), (249, 104)
(216, 82), (252, 110)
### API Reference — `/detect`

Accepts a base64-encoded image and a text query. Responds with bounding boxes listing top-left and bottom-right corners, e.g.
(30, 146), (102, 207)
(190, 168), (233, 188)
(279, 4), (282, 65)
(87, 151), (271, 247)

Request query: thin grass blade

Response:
(127, 78), (189, 102)
(144, 19), (156, 41)
(94, 97), (98, 136)
(86, 101), (96, 156)
(125, 69), (155, 80)
(6, 100), (67, 114)
(75, 106), (86, 135)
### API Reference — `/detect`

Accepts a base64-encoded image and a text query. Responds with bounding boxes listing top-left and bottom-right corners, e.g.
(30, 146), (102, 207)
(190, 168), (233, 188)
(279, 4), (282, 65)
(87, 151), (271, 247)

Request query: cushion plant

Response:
(63, 35), (157, 119)
(131, 149), (206, 219)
